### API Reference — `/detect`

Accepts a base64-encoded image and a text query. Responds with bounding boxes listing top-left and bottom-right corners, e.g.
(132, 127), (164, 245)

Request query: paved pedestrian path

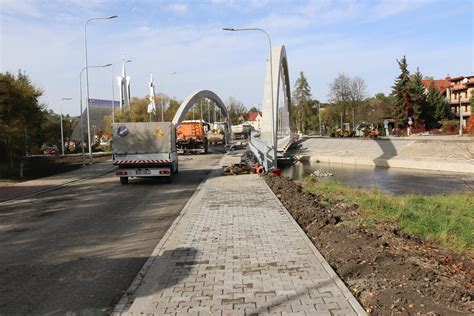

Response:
(114, 167), (366, 315)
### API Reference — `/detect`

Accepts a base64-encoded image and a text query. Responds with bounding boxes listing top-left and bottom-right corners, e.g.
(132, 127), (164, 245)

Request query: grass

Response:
(303, 177), (474, 255)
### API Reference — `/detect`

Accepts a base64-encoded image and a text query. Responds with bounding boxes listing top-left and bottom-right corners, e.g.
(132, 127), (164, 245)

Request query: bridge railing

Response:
(249, 133), (276, 171)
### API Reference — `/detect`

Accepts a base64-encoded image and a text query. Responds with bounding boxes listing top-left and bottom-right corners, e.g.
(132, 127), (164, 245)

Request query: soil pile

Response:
(265, 174), (473, 315)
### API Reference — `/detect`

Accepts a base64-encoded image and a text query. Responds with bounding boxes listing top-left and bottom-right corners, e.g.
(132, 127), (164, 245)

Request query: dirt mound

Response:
(265, 174), (473, 315)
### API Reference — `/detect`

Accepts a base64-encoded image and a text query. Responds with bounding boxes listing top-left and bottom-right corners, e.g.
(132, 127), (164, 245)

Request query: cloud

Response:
(166, 3), (188, 14)
(371, 0), (431, 19)
(0, 0), (41, 17)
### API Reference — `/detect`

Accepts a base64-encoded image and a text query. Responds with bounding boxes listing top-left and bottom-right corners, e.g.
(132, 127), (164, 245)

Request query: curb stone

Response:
(112, 158), (225, 315)
(260, 175), (367, 315)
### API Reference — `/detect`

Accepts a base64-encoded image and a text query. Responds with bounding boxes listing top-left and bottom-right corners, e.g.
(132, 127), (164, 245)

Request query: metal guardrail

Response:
(249, 134), (294, 171)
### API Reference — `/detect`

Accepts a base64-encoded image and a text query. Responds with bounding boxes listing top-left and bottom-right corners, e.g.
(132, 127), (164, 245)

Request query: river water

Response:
(281, 161), (474, 196)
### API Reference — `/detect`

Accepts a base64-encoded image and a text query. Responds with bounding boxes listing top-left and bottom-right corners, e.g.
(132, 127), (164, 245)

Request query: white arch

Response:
(172, 90), (231, 127)
(260, 45), (291, 145)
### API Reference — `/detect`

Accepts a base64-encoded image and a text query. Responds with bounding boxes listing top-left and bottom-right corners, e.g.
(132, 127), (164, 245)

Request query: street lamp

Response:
(84, 16), (117, 159)
(79, 64), (112, 165)
(161, 72), (177, 122)
(60, 97), (72, 156)
(223, 27), (276, 169)
(111, 59), (132, 123)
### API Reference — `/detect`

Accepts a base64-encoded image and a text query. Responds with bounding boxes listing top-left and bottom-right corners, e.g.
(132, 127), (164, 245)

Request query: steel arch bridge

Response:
(172, 45), (292, 171)
(254, 44), (293, 170)
(172, 90), (231, 126)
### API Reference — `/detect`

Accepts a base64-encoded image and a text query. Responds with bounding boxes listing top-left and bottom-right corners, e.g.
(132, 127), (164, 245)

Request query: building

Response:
(421, 77), (451, 97)
(245, 111), (262, 130)
(70, 99), (119, 145)
(422, 75), (474, 126)
(446, 76), (473, 124)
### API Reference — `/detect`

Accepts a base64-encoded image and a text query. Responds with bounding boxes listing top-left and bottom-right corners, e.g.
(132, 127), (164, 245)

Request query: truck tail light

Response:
(159, 170), (170, 175)
(116, 170), (128, 175)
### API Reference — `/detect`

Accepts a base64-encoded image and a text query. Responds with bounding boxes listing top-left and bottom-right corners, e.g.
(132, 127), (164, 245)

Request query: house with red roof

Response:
(422, 75), (474, 130)
(421, 77), (451, 96)
(245, 111), (262, 130)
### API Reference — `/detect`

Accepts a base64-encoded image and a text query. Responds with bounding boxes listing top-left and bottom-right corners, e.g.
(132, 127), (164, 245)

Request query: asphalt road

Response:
(0, 152), (224, 315)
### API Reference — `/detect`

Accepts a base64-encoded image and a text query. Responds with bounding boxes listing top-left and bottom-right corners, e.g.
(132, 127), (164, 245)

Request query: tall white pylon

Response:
(117, 58), (131, 109)
(147, 73), (156, 118)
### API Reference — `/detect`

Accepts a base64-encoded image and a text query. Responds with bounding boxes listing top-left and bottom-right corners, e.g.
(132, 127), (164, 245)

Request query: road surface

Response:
(0, 152), (224, 315)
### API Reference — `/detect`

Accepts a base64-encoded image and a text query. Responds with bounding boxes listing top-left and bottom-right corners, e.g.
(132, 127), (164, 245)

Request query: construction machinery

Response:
(207, 122), (227, 145)
(231, 124), (252, 140)
(336, 123), (355, 137)
(176, 120), (209, 154)
(112, 122), (178, 185)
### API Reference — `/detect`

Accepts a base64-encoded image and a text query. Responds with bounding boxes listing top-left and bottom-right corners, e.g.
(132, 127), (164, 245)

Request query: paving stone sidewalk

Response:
(115, 170), (366, 315)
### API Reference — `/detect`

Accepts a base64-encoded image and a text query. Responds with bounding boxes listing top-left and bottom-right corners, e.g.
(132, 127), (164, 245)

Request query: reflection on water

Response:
(281, 161), (474, 196)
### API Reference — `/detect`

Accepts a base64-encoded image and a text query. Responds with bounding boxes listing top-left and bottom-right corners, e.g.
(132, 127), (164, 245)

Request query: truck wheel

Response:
(120, 177), (128, 185)
(174, 162), (179, 174)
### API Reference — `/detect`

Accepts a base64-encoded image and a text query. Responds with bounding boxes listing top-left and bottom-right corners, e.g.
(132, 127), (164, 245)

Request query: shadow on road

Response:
(0, 164), (215, 316)
(0, 248), (198, 316)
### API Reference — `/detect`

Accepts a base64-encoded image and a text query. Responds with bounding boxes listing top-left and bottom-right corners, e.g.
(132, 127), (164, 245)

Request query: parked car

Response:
(43, 146), (59, 156)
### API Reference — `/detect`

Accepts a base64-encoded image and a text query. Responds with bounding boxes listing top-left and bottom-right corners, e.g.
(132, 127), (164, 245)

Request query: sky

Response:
(1, 0), (473, 116)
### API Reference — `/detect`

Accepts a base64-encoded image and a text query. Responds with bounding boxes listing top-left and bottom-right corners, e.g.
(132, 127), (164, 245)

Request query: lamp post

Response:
(111, 59), (132, 123)
(160, 72), (177, 122)
(80, 64), (112, 165)
(60, 98), (72, 156)
(84, 15), (117, 159)
(223, 27), (276, 169)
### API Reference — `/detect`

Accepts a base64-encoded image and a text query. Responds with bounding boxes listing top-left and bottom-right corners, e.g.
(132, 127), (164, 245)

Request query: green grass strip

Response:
(303, 178), (474, 255)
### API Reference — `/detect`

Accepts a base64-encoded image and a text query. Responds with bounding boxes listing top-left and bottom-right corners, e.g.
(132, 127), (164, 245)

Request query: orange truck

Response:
(176, 120), (209, 154)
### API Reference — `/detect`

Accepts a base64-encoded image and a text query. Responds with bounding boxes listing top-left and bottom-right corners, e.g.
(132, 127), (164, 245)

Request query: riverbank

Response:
(296, 137), (474, 174)
(264, 174), (473, 314)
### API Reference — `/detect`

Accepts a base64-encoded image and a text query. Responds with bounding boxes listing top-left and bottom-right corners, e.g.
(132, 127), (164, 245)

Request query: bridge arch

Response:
(261, 45), (292, 145)
(172, 90), (231, 127)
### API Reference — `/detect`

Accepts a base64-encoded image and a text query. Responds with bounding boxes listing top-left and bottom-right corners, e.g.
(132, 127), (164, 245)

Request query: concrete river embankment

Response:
(295, 136), (474, 174)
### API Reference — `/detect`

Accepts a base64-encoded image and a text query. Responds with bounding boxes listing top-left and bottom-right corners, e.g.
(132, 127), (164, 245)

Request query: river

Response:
(281, 161), (474, 196)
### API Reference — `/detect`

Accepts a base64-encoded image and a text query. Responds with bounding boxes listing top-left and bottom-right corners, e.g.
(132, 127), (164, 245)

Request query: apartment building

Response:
(447, 76), (474, 123)
(423, 75), (473, 126)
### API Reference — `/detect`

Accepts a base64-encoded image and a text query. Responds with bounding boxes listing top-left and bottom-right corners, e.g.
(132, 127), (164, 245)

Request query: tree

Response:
(426, 81), (452, 126)
(39, 109), (61, 149)
(0, 71), (44, 167)
(391, 56), (412, 127)
(411, 68), (431, 129)
(360, 93), (396, 125)
(248, 106), (259, 113)
(471, 90), (474, 114)
(226, 96), (247, 125)
(328, 73), (366, 128)
(292, 71), (313, 133)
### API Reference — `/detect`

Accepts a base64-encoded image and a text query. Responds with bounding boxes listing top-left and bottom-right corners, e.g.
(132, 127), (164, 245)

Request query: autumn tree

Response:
(0, 71), (44, 168)
(226, 96), (247, 125)
(328, 74), (367, 128)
